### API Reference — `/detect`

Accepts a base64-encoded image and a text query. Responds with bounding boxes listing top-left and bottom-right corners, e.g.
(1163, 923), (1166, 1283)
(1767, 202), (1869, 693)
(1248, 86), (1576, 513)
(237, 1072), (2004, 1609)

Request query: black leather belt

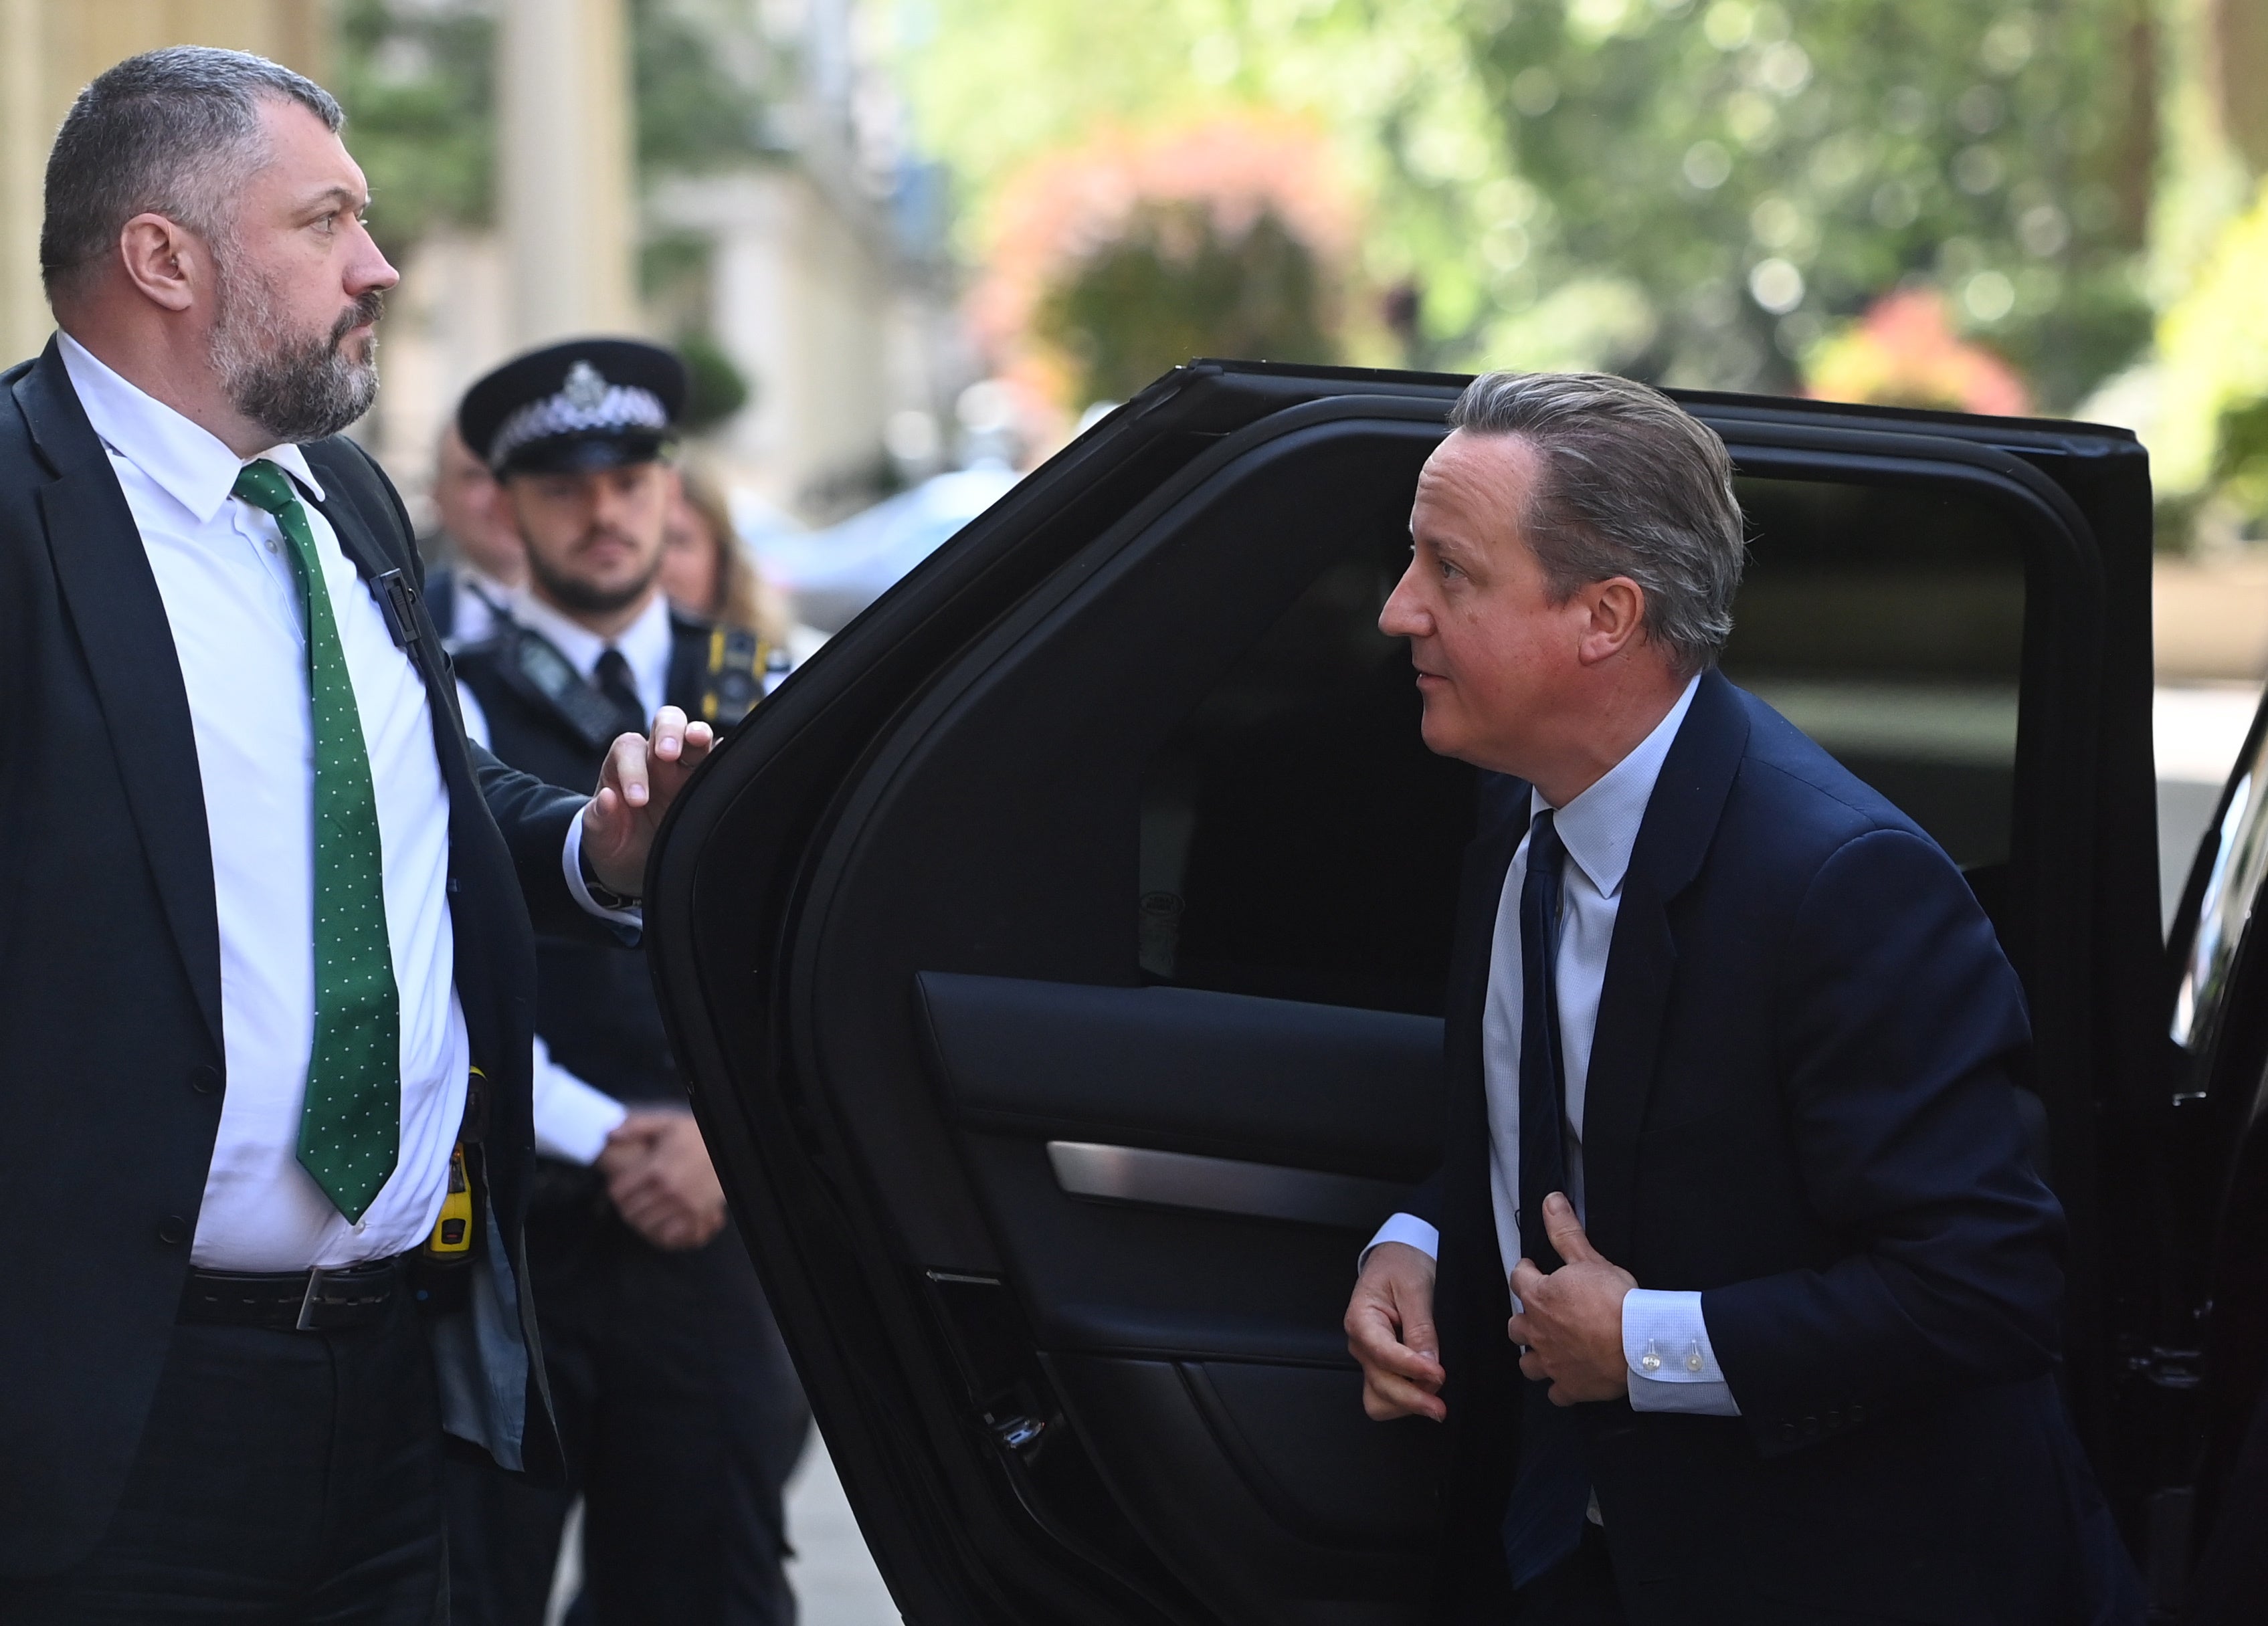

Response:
(178, 1253), (411, 1332)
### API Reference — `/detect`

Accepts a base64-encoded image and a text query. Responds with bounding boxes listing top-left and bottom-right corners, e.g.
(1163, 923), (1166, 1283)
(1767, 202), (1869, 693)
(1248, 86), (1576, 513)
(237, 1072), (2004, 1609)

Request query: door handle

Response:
(1045, 1140), (1410, 1229)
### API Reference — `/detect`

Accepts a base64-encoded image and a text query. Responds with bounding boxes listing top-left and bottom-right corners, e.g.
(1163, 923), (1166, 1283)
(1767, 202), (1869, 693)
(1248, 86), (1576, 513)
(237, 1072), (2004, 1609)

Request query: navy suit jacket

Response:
(1416, 670), (2138, 1625)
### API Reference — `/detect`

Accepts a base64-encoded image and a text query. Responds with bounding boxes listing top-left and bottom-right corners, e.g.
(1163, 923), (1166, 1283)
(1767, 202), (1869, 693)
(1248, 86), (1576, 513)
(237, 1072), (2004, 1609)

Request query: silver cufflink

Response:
(1639, 1338), (1663, 1373)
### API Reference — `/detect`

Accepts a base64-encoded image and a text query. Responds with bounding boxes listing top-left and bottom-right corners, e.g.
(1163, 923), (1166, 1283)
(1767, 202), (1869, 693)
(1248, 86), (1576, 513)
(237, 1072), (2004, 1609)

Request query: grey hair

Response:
(1447, 371), (1746, 674)
(41, 46), (343, 301)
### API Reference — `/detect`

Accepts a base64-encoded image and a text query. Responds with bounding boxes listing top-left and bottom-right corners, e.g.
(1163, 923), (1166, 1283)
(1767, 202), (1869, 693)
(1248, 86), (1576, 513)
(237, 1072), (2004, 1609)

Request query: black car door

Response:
(2150, 688), (2268, 1620)
(646, 361), (2164, 1626)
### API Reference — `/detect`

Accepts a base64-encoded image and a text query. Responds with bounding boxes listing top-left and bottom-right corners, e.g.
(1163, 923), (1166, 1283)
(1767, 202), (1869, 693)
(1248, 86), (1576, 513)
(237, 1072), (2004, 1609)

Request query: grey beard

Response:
(209, 266), (383, 445)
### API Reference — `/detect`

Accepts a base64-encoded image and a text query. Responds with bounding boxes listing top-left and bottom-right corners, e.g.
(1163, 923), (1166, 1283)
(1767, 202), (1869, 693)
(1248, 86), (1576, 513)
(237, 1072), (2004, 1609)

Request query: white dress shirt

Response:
(456, 588), (678, 1164)
(62, 334), (471, 1272)
(1367, 674), (1739, 1415)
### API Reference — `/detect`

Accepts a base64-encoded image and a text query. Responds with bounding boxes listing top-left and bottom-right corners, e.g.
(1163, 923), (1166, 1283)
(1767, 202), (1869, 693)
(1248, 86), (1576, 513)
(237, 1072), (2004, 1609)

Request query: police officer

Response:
(420, 421), (523, 646)
(446, 338), (808, 1626)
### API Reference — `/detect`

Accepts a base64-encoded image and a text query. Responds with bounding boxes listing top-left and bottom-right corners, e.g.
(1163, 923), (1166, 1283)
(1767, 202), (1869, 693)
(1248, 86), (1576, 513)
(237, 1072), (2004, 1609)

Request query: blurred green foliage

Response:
(902, 0), (2160, 407)
(334, 0), (496, 256)
(630, 0), (781, 173)
(678, 330), (755, 429)
(335, 0), (779, 252)
(1036, 203), (1336, 403)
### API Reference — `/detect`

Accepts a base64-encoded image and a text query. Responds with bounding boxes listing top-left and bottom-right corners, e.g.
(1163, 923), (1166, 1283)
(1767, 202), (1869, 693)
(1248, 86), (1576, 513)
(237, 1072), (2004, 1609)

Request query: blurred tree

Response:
(973, 116), (1351, 409)
(1462, 0), (2157, 403)
(334, 0), (496, 258)
(335, 0), (780, 249)
(902, 0), (2160, 407)
(678, 330), (755, 429)
(2149, 179), (2268, 538)
(629, 0), (782, 174)
(1802, 290), (2030, 415)
(1037, 202), (1333, 404)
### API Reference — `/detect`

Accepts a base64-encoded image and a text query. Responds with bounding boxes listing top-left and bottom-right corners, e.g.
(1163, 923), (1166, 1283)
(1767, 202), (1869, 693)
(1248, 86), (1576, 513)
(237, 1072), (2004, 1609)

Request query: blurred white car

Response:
(747, 462), (1023, 633)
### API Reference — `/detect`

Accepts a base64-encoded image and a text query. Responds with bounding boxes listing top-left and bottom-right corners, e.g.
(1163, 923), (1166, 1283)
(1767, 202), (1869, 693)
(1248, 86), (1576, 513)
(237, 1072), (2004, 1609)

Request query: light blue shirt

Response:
(1367, 673), (1739, 1415)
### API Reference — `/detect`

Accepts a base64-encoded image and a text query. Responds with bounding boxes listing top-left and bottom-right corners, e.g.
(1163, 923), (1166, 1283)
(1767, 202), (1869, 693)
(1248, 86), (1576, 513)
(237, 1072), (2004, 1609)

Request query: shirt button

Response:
(157, 1215), (190, 1246)
(189, 1063), (221, 1095)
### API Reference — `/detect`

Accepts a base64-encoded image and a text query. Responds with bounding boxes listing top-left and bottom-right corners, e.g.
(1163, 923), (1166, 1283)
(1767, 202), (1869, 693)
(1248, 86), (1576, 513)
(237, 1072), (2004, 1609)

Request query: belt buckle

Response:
(295, 1266), (332, 1332)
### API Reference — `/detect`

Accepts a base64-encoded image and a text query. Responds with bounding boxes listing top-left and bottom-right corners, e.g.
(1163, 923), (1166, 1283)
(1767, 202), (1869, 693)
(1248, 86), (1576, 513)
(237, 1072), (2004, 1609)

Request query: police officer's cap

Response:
(458, 338), (689, 478)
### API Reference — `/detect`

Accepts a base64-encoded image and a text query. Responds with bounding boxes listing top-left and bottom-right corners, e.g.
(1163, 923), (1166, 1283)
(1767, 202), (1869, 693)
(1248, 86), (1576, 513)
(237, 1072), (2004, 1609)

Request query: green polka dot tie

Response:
(233, 460), (401, 1222)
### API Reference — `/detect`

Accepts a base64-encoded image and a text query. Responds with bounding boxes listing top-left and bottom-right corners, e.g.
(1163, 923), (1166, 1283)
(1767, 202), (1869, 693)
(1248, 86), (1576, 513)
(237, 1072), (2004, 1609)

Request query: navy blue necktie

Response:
(594, 647), (646, 738)
(1501, 807), (1592, 1589)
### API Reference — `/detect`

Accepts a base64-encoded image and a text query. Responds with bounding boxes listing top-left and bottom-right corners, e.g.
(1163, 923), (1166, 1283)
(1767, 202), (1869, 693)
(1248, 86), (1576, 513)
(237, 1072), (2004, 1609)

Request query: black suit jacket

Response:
(0, 339), (593, 1577)
(1415, 670), (2138, 1625)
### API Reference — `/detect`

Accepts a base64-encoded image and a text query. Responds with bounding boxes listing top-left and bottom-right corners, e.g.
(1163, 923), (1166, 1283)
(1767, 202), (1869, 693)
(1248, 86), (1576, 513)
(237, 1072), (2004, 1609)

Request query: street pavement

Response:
(540, 1437), (899, 1623)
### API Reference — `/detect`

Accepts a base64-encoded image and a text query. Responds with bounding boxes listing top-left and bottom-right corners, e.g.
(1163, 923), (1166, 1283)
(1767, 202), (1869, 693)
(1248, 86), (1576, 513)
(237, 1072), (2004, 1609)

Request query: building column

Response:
(497, 0), (640, 347)
(0, 0), (50, 364)
(0, 1), (330, 367)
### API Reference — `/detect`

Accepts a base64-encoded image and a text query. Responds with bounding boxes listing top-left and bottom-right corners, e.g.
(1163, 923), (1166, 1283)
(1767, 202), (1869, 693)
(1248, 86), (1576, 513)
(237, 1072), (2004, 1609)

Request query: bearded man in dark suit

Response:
(0, 47), (709, 1623)
(1343, 372), (2143, 1625)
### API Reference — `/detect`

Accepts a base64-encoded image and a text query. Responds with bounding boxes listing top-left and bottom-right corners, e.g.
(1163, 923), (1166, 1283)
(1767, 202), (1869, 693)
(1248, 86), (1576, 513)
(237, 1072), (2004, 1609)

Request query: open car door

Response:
(2153, 678), (2268, 1619)
(647, 361), (2174, 1625)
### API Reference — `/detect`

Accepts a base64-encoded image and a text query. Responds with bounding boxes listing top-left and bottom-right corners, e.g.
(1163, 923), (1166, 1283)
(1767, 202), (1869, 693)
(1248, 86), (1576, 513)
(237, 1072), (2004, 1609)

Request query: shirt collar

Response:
(58, 332), (325, 522)
(1536, 673), (1703, 900)
(508, 586), (674, 696)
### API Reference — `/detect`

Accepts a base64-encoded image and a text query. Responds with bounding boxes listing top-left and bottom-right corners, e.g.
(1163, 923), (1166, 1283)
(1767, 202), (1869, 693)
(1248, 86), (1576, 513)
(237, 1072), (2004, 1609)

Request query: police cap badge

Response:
(458, 338), (690, 478)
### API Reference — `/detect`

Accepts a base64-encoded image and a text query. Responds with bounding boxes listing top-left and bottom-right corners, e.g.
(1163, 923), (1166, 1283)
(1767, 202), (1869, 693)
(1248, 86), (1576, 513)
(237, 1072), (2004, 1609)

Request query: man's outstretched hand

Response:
(1346, 1241), (1447, 1422)
(1507, 1193), (1636, 1405)
(582, 704), (715, 899)
(597, 1108), (727, 1251)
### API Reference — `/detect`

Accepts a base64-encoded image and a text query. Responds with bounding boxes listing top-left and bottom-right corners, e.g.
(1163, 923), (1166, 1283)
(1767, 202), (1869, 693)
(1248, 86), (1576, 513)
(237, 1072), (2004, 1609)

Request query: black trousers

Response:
(1513, 1525), (1626, 1625)
(446, 1201), (811, 1626)
(0, 1288), (447, 1624)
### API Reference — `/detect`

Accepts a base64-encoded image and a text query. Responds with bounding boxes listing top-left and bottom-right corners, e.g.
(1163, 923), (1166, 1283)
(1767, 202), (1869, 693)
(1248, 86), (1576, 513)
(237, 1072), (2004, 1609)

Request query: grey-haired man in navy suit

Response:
(1343, 372), (2142, 1624)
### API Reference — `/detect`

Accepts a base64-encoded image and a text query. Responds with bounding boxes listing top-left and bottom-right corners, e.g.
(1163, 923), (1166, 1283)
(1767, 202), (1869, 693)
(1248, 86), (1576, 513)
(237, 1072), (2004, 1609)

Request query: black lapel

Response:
(300, 439), (472, 747)
(13, 340), (224, 1053)
(1582, 668), (1750, 1263)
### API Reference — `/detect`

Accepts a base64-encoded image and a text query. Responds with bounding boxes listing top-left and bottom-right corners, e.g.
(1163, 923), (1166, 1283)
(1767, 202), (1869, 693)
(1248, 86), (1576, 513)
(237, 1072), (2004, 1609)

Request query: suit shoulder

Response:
(1726, 686), (1931, 847)
(306, 436), (414, 540)
(1707, 686), (1969, 912)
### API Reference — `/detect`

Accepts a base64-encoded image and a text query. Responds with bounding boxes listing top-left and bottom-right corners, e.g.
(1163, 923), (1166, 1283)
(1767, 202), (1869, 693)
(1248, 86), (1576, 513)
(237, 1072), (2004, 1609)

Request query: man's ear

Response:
(116, 213), (205, 314)
(1576, 576), (1648, 666)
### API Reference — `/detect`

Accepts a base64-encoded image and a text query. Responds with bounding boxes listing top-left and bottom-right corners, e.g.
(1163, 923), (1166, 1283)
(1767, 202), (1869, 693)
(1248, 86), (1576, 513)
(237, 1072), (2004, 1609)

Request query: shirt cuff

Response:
(531, 1047), (630, 1166)
(1622, 1288), (1740, 1415)
(1358, 1212), (1440, 1274)
(564, 805), (643, 934)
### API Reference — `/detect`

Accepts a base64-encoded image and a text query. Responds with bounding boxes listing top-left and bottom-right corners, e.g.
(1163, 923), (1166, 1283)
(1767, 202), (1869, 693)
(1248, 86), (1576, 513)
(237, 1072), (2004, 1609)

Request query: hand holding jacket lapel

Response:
(1581, 670), (1750, 1267)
